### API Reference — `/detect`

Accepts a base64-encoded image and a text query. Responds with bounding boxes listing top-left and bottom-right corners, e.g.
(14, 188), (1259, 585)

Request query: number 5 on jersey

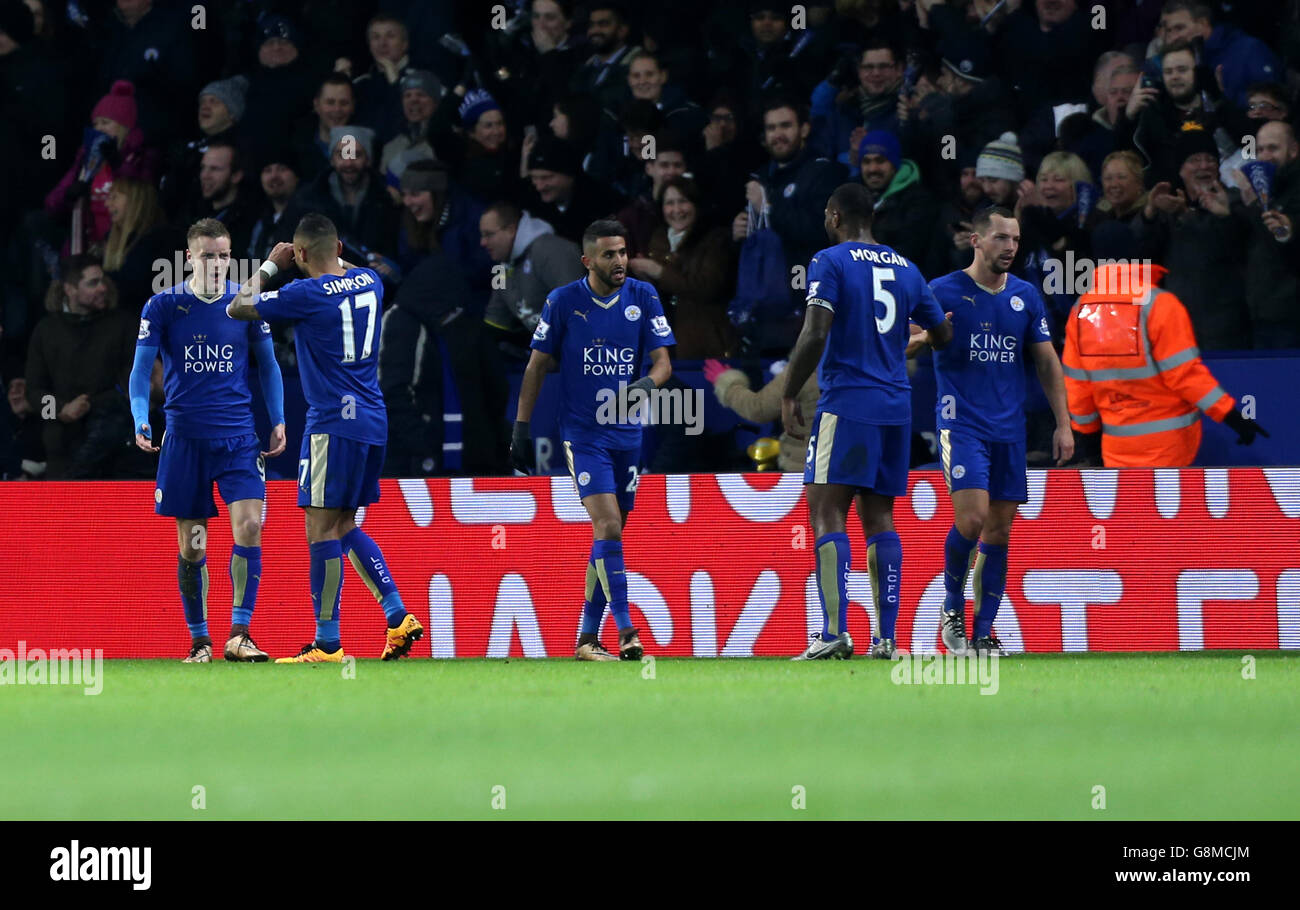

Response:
(874, 268), (896, 334)
(338, 290), (378, 362)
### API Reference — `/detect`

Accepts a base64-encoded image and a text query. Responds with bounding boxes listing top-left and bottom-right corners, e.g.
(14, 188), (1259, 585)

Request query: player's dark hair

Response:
(581, 218), (627, 250)
(59, 253), (102, 287)
(485, 200), (521, 228)
(533, 0), (575, 18)
(619, 98), (663, 135)
(971, 205), (1015, 234)
(659, 175), (702, 212)
(860, 39), (901, 65)
(187, 217), (231, 245)
(294, 213), (339, 259)
(1159, 40), (1196, 65)
(316, 72), (354, 99)
(828, 183), (873, 231)
(203, 138), (241, 175)
(630, 49), (663, 72)
(366, 12), (408, 40)
(1246, 82), (1289, 109)
(1160, 0), (1211, 22)
(761, 93), (809, 126)
(48, 253), (114, 313)
(589, 1), (628, 26)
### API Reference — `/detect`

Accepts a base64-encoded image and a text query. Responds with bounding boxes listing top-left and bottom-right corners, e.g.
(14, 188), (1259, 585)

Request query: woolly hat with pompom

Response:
(92, 80), (138, 131)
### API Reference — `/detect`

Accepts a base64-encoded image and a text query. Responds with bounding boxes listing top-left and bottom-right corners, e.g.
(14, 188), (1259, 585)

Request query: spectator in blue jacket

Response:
(811, 39), (904, 172)
(1157, 0), (1283, 110)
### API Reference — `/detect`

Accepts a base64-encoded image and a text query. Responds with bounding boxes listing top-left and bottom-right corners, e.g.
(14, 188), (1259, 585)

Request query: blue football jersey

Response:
(255, 267), (387, 444)
(137, 281), (270, 438)
(929, 271), (1052, 442)
(530, 275), (675, 448)
(806, 241), (945, 423)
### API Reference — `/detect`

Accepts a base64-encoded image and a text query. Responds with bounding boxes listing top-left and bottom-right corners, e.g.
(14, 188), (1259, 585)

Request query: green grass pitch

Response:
(2, 653), (1297, 820)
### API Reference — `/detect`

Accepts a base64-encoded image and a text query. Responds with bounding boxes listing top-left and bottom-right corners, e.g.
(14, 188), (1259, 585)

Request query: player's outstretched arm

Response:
(781, 305), (833, 439)
(1031, 340), (1075, 465)
(129, 344), (160, 452)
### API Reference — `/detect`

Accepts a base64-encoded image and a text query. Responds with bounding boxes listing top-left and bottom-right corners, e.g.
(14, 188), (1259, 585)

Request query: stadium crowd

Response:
(1, 0), (1297, 479)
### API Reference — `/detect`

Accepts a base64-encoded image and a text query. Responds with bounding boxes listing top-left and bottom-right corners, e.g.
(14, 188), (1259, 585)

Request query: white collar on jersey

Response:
(186, 278), (226, 303)
(583, 277), (620, 309)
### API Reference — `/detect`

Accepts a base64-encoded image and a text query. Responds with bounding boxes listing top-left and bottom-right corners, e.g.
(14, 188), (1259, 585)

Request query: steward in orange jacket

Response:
(1062, 262), (1267, 467)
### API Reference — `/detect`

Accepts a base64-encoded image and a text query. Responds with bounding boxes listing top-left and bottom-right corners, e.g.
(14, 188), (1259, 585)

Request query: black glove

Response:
(618, 376), (656, 423)
(509, 420), (534, 474)
(1223, 408), (1269, 446)
(65, 179), (92, 202)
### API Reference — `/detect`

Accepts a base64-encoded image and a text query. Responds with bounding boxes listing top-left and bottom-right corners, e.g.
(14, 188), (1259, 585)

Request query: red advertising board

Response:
(0, 469), (1296, 657)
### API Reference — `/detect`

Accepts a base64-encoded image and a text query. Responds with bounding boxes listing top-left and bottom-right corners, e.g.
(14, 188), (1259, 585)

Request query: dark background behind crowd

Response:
(1, 0), (1298, 479)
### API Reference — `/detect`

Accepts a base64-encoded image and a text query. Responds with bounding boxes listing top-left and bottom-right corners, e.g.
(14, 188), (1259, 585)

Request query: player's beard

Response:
(988, 252), (1013, 275)
(593, 262), (626, 290)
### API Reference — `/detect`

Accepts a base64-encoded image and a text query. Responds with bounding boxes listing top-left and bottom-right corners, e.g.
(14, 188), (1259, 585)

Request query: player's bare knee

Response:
(234, 517), (262, 545)
(593, 518), (623, 541)
(982, 525), (1012, 547)
(955, 511), (986, 540)
(860, 514), (895, 539)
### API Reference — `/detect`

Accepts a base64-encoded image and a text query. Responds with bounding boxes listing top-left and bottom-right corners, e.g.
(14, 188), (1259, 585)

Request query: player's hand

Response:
(1229, 167), (1257, 206)
(1124, 85), (1158, 120)
(135, 425), (159, 453)
(952, 221), (972, 251)
(263, 422), (286, 458)
(1262, 211), (1294, 242)
(509, 420), (534, 474)
(732, 211), (750, 240)
(782, 395), (806, 439)
(905, 324), (929, 358)
(745, 180), (765, 210)
(1197, 180), (1230, 216)
(628, 256), (663, 280)
(702, 358), (728, 384)
(1224, 409), (1269, 446)
(848, 126), (867, 165)
(268, 241), (296, 270)
(58, 394), (90, 423)
(1147, 181), (1185, 217)
(1052, 424), (1075, 465)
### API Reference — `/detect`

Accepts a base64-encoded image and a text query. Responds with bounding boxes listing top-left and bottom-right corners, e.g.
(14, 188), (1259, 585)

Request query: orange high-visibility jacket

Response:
(1062, 262), (1234, 467)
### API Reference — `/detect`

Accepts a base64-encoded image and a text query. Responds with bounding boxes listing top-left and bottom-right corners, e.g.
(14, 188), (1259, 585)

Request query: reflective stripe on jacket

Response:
(1062, 263), (1234, 467)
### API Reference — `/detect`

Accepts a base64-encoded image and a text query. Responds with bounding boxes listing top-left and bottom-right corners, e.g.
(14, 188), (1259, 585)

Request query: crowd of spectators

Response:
(1, 0), (1297, 479)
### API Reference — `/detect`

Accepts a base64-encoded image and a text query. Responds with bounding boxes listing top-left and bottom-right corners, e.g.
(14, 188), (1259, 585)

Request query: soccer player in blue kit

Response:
(914, 206), (1073, 655)
(510, 220), (675, 662)
(781, 184), (952, 660)
(131, 219), (287, 663)
(226, 214), (423, 663)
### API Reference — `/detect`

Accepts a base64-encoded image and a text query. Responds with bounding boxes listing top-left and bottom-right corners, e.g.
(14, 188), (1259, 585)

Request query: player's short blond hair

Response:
(1036, 151), (1092, 188)
(186, 218), (230, 247)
